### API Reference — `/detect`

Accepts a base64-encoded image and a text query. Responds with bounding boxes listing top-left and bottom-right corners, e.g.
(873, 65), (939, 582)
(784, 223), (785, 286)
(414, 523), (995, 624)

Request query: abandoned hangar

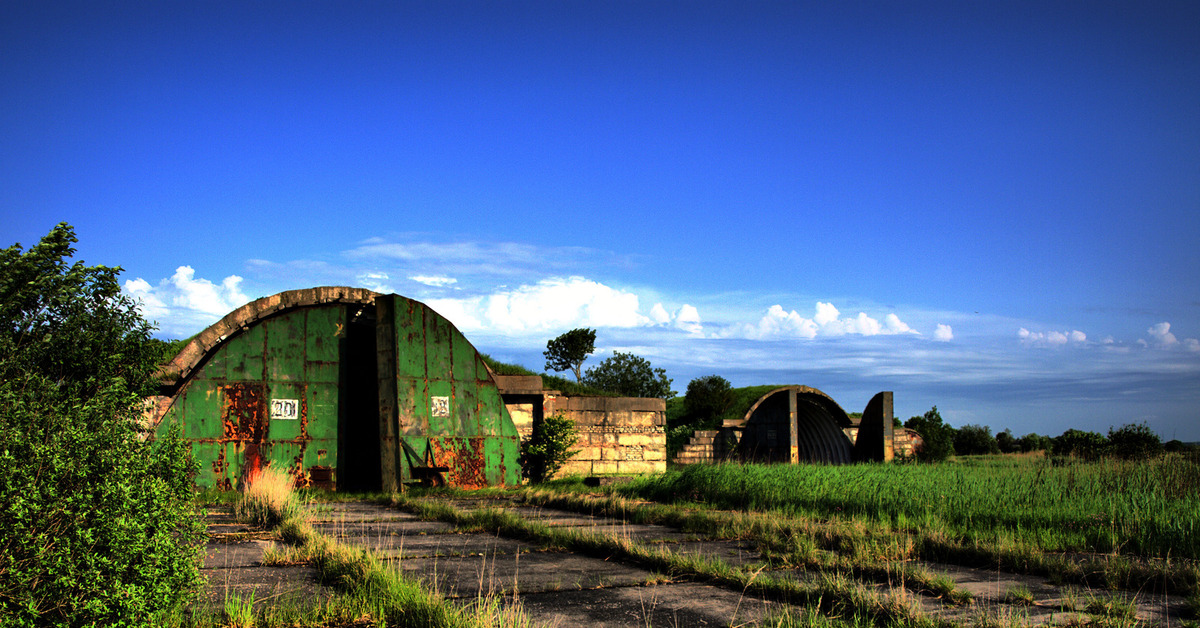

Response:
(147, 286), (899, 491)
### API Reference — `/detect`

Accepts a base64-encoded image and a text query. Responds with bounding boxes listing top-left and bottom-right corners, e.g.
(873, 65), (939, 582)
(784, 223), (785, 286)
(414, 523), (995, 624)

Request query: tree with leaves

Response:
(1052, 429), (1109, 460)
(1107, 422), (1163, 460)
(683, 374), (733, 423)
(543, 327), (596, 382)
(904, 406), (955, 462)
(995, 428), (1019, 454)
(0, 223), (203, 625)
(954, 424), (1000, 455)
(583, 351), (675, 399)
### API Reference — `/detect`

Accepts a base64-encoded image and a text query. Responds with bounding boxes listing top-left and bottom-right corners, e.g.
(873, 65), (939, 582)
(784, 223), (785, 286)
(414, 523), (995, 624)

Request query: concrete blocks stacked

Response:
(672, 430), (720, 465)
(551, 396), (666, 476)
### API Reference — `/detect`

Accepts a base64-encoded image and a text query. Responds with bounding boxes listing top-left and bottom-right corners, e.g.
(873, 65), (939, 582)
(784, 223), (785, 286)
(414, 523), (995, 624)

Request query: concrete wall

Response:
(548, 396), (666, 476)
(493, 374), (668, 478)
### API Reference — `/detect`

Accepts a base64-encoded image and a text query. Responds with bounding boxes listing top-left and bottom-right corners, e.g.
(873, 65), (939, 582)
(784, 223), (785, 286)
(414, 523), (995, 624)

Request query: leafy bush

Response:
(520, 411), (579, 483)
(996, 429), (1019, 453)
(1018, 432), (1053, 453)
(1052, 429), (1109, 460)
(904, 406), (955, 462)
(1107, 422), (1164, 460)
(954, 424), (1000, 455)
(0, 224), (203, 626)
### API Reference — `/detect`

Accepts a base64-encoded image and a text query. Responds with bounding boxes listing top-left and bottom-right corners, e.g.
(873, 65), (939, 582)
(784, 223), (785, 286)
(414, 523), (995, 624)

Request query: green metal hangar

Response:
(146, 287), (521, 492)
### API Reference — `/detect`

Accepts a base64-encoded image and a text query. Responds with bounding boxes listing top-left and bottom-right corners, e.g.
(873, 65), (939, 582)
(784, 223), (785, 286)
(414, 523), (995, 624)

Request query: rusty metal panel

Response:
(395, 299), (425, 379)
(455, 383), (479, 436)
(231, 322), (267, 381)
(452, 331), (475, 383)
(396, 378), (425, 434)
(156, 303), (348, 490)
(265, 310), (305, 381)
(383, 294), (521, 488)
(424, 306), (453, 382)
(376, 295), (400, 493)
(305, 306), (342, 363)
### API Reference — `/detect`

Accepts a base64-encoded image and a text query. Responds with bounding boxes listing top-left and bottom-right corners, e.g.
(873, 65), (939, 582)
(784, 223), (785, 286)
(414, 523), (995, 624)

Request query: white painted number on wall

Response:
(271, 398), (299, 420)
(431, 396), (450, 418)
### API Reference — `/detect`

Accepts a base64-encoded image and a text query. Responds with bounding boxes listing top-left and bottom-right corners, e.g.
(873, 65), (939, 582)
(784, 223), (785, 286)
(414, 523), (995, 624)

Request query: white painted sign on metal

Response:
(271, 398), (299, 420)
(431, 396), (450, 418)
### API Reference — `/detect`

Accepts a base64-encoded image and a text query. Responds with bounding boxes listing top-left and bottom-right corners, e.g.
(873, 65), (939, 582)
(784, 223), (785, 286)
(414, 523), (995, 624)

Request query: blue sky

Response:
(4, 1), (1199, 440)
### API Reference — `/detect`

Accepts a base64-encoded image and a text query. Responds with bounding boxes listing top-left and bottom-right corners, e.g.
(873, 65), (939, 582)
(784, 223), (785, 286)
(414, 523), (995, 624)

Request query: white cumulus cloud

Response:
(1145, 322), (1200, 351)
(649, 303), (672, 325)
(427, 276), (651, 334)
(934, 324), (954, 342)
(123, 266), (251, 337)
(734, 302), (916, 340)
(673, 304), (703, 336)
(1147, 322), (1178, 346)
(1019, 327), (1087, 348)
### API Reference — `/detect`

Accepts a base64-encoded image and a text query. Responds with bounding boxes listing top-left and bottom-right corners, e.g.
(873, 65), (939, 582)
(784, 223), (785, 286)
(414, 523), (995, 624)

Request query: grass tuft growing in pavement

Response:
(235, 465), (305, 529)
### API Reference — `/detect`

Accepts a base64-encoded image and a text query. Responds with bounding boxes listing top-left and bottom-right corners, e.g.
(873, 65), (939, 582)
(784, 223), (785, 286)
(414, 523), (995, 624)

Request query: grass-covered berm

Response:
(619, 454), (1200, 561)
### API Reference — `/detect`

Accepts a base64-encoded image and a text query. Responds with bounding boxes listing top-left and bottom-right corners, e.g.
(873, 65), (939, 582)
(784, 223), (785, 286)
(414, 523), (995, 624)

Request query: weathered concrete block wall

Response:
(547, 396), (667, 476)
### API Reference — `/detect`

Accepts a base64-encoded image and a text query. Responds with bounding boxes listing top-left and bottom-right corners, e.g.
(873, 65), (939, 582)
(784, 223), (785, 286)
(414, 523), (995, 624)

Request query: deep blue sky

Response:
(4, 2), (1198, 440)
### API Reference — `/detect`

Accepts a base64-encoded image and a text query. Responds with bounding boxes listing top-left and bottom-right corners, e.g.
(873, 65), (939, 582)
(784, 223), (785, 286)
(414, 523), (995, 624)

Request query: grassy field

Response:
(615, 454), (1200, 560)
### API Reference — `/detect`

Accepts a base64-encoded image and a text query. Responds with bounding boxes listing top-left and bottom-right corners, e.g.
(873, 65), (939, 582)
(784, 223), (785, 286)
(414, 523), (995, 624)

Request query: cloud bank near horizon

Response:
(120, 261), (1200, 439)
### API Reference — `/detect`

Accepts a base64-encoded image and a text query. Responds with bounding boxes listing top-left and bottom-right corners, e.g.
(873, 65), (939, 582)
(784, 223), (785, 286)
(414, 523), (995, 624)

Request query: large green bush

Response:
(1107, 422), (1164, 460)
(0, 224), (203, 626)
(904, 406), (956, 462)
(1052, 429), (1109, 460)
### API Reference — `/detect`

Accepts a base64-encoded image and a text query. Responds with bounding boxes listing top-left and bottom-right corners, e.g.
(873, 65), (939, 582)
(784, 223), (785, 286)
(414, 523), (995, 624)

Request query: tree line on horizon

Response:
(539, 327), (1194, 464)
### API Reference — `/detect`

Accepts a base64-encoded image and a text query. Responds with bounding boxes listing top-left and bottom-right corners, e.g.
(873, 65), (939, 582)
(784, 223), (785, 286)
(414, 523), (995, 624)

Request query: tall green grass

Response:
(620, 455), (1200, 559)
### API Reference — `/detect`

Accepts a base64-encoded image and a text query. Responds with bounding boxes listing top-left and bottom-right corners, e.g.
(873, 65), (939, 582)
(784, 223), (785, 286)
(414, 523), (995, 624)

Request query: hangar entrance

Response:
(148, 287), (522, 491)
(337, 305), (380, 492)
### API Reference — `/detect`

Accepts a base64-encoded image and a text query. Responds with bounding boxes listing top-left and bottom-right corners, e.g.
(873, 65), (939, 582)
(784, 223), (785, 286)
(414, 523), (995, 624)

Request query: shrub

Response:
(1018, 432), (1053, 453)
(683, 374), (734, 423)
(521, 411), (579, 483)
(1107, 422), (1164, 460)
(954, 424), (1000, 455)
(0, 224), (203, 626)
(904, 406), (955, 462)
(996, 429), (1019, 454)
(1052, 429), (1109, 460)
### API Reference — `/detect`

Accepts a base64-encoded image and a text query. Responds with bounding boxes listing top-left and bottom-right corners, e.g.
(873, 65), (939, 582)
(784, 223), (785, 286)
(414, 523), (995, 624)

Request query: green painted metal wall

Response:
(155, 291), (520, 491)
(377, 295), (521, 489)
(158, 306), (344, 490)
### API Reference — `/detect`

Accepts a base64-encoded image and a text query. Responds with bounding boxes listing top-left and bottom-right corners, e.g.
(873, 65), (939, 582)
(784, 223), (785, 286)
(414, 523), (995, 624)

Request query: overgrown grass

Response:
(619, 457), (1200, 560)
(388, 494), (955, 628)
(511, 489), (975, 605)
(193, 472), (533, 627)
(517, 482), (1200, 596)
(235, 465), (305, 529)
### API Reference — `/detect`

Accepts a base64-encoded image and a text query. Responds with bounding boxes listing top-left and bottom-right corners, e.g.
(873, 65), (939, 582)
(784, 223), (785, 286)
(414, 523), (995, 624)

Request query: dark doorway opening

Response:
(338, 305), (381, 492)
